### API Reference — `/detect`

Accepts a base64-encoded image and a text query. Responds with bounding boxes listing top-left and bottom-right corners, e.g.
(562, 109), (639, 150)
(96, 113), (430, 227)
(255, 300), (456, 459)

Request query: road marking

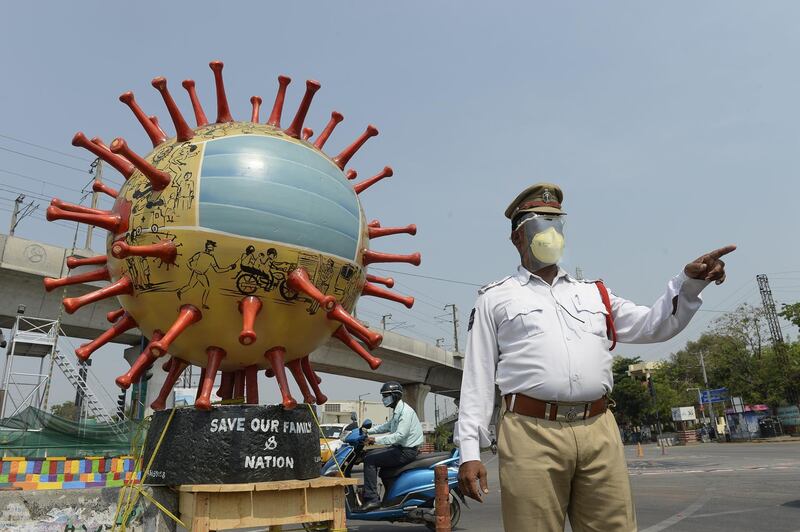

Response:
(629, 463), (800, 476)
(689, 507), (771, 519)
(640, 492), (712, 532)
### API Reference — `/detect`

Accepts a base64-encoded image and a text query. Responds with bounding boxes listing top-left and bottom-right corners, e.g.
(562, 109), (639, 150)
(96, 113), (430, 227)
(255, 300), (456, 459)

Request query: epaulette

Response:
(478, 276), (513, 294)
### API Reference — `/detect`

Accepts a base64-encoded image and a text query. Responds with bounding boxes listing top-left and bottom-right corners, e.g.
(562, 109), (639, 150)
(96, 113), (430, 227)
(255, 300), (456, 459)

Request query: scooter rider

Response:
(359, 381), (424, 511)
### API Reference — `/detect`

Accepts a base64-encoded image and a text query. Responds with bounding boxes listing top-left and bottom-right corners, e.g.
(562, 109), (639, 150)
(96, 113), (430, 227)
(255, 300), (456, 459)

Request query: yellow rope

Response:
(114, 407), (177, 530)
(306, 403), (345, 478)
(134, 484), (187, 529)
(112, 415), (150, 529)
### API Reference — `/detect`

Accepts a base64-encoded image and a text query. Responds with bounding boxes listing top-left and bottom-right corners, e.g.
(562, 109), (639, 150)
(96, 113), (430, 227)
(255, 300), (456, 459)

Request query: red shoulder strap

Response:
(594, 280), (617, 351)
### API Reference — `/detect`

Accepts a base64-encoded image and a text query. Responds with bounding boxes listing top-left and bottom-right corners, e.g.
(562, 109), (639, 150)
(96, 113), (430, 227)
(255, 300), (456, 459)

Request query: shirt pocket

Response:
(571, 292), (609, 338)
(502, 301), (545, 338)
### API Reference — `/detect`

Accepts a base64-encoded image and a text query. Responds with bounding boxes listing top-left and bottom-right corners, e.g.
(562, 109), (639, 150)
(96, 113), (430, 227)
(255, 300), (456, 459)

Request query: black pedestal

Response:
(142, 404), (321, 485)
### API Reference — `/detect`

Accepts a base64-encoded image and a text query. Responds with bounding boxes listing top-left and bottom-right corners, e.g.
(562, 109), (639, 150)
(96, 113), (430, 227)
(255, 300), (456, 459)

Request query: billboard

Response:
(671, 406), (697, 421)
(699, 388), (728, 404)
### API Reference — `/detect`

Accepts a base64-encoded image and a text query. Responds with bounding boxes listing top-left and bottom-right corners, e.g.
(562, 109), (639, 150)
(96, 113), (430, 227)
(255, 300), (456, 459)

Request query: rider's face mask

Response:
(513, 213), (566, 270)
(382, 395), (394, 407)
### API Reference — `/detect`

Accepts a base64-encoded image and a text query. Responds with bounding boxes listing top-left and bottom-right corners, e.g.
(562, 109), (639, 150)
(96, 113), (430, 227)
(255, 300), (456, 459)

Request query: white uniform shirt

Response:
(454, 265), (709, 464)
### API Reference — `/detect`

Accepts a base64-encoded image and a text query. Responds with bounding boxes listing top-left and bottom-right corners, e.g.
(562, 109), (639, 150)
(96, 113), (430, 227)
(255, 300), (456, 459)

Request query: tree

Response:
(50, 400), (79, 420)
(779, 302), (800, 332)
(610, 357), (651, 426)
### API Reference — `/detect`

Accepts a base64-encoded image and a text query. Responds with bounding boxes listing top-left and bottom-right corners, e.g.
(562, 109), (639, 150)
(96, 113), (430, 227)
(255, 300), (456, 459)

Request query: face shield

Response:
(514, 212), (566, 271)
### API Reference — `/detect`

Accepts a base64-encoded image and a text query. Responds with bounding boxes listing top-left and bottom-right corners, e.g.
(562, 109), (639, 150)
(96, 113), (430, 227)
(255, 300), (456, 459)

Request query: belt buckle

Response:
(564, 407), (578, 422)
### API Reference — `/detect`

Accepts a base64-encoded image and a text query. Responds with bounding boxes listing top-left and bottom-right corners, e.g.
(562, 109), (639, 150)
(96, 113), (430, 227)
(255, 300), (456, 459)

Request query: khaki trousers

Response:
(498, 409), (636, 532)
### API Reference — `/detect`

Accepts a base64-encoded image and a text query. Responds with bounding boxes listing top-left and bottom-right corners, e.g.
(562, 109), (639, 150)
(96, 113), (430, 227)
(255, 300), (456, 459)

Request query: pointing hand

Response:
(684, 245), (736, 285)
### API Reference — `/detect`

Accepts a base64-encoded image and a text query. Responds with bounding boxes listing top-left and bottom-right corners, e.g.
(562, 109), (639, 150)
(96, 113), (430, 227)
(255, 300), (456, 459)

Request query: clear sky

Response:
(1, 2), (799, 417)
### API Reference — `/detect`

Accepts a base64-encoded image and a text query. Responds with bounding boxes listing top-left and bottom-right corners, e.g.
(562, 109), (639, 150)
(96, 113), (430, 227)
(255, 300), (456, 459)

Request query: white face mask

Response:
(530, 226), (565, 264)
(516, 213), (566, 270)
(382, 395), (394, 407)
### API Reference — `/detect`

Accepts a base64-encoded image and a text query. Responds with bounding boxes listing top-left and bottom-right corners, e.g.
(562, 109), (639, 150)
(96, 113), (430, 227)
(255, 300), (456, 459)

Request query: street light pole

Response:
(358, 392), (371, 423)
(699, 349), (716, 429)
(687, 387), (707, 424)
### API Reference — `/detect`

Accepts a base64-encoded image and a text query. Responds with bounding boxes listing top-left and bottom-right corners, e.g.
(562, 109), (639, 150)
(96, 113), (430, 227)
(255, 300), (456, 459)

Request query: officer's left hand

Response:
(684, 245), (736, 285)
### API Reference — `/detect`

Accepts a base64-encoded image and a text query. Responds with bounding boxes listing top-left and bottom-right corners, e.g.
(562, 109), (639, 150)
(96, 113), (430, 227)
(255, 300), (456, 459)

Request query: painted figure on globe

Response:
(43, 61), (420, 412)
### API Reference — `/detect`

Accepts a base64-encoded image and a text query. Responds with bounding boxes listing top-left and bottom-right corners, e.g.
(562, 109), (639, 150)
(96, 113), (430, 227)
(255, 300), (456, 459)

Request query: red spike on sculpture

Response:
(284, 80), (321, 138)
(245, 365), (259, 404)
(233, 370), (245, 400)
(302, 128), (313, 141)
(209, 61), (233, 123)
(267, 75), (291, 127)
(75, 313), (137, 361)
(50, 198), (108, 216)
(111, 240), (177, 264)
(368, 223), (417, 239)
(115, 330), (164, 390)
(46, 205), (121, 233)
(151, 358), (189, 411)
(250, 96), (262, 123)
(182, 79), (209, 127)
(238, 296), (262, 345)
(118, 91), (166, 147)
(92, 180), (118, 199)
(332, 326), (382, 370)
(62, 276), (133, 314)
(149, 116), (167, 138)
(362, 250), (421, 267)
(367, 219), (381, 228)
(149, 304), (202, 357)
(314, 111), (344, 149)
(110, 137), (171, 191)
(66, 255), (107, 269)
(366, 274), (395, 288)
(333, 125), (379, 169)
(107, 308), (126, 323)
(264, 346), (297, 409)
(195, 346), (226, 410)
(300, 357), (327, 404)
(71, 132), (134, 179)
(44, 267), (110, 292)
(362, 282), (415, 309)
(217, 371), (234, 400)
(195, 369), (206, 402)
(326, 305), (382, 349)
(151, 77), (194, 142)
(287, 268), (336, 311)
(287, 359), (315, 404)
(345, 169), (357, 180)
(354, 166), (393, 194)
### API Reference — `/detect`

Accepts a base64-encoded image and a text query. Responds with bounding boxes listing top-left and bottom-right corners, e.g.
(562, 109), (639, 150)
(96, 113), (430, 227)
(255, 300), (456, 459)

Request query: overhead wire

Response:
(0, 145), (90, 173)
(0, 133), (91, 161)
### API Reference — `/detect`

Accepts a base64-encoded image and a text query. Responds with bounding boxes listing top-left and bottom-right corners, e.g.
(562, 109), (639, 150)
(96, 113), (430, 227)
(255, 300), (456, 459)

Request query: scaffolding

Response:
(0, 315), (59, 420)
(0, 313), (125, 438)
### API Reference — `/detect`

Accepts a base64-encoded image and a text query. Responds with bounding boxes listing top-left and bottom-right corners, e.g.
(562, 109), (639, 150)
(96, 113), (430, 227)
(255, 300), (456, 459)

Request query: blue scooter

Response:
(304, 419), (465, 531)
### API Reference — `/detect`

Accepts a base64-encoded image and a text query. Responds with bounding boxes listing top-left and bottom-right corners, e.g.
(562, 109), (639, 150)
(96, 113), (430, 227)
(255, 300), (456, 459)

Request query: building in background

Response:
(319, 400), (392, 426)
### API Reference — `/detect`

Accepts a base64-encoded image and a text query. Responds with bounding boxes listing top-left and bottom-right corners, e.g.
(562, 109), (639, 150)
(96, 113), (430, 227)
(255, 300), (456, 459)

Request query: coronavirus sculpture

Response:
(43, 61), (419, 411)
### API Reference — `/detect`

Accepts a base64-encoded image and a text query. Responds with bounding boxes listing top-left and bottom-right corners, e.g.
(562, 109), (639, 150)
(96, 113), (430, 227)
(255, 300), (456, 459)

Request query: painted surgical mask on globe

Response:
(43, 61), (421, 411)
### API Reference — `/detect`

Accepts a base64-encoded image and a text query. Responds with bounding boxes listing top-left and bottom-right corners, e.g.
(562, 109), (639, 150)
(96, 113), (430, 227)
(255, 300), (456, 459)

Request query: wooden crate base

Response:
(178, 477), (359, 531)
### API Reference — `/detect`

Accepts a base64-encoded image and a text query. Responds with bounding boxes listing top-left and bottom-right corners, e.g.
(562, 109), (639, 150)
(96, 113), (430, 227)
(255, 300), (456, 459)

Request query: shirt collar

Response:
(514, 265), (571, 286)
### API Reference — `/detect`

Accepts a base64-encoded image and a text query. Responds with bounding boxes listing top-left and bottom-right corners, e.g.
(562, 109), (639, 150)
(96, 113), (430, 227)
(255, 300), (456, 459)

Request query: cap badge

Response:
(542, 189), (553, 204)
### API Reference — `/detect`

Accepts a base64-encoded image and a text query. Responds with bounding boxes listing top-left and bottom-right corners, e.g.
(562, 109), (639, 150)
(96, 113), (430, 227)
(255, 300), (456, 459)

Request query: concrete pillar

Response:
(403, 383), (430, 422)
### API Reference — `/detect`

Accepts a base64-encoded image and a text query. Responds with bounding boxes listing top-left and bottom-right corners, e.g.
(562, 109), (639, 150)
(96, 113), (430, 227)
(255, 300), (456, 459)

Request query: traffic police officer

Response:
(455, 183), (734, 531)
